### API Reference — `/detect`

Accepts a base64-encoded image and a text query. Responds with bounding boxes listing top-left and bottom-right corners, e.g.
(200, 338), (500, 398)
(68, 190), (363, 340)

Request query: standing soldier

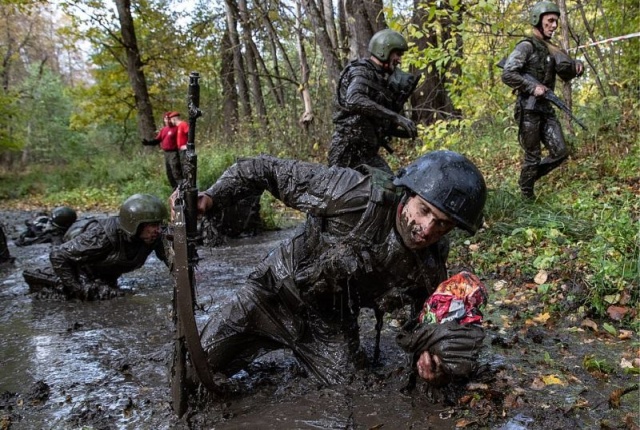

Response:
(501, 1), (584, 200)
(143, 112), (184, 190)
(328, 29), (420, 173)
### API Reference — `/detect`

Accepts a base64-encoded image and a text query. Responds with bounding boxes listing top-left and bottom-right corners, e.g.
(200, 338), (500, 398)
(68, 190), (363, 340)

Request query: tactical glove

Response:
(394, 114), (418, 139)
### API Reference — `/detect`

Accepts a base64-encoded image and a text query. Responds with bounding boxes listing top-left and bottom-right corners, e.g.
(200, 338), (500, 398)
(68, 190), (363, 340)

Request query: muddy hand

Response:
(197, 193), (213, 215)
(416, 350), (443, 382)
(168, 189), (180, 221)
(395, 115), (417, 139)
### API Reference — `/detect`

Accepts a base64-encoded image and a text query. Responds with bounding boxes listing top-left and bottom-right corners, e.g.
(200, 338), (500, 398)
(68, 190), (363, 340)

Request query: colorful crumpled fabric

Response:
(419, 271), (488, 326)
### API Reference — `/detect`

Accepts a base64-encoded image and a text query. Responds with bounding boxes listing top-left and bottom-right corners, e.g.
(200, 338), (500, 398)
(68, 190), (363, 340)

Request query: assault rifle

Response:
(497, 58), (587, 131)
(521, 74), (588, 131)
(170, 72), (217, 417)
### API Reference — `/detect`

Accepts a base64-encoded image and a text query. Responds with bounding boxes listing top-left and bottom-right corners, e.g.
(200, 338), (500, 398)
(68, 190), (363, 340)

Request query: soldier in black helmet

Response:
(16, 206), (78, 247)
(328, 28), (421, 173)
(171, 151), (487, 392)
(501, 1), (584, 200)
(23, 194), (169, 301)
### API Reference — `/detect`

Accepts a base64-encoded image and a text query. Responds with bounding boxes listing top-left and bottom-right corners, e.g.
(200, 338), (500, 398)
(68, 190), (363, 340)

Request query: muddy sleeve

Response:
(50, 223), (114, 287)
(203, 155), (369, 217)
(343, 70), (403, 122)
(554, 51), (582, 81)
(501, 42), (537, 94)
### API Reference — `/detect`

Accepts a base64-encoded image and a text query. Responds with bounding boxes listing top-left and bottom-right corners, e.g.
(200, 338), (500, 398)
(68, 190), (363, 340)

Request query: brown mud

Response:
(0, 210), (638, 430)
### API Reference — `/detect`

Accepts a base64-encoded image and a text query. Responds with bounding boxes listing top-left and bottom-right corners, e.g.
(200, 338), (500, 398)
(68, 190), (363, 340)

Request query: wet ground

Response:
(0, 210), (638, 430)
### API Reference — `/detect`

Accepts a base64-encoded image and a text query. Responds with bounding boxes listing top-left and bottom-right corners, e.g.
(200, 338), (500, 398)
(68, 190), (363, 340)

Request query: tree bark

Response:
(296, 0), (314, 130)
(342, 0), (385, 60)
(114, 0), (155, 141)
(225, 0), (251, 121)
(237, 0), (268, 127)
(220, 28), (238, 138)
(557, 0), (575, 134)
(409, 0), (459, 125)
(302, 0), (343, 89)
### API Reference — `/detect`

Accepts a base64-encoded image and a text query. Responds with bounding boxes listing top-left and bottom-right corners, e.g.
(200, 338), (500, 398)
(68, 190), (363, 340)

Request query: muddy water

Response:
(1, 211), (638, 430)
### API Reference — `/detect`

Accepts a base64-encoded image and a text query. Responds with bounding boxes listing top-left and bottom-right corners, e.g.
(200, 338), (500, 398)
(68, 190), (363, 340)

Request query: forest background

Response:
(0, 0), (638, 330)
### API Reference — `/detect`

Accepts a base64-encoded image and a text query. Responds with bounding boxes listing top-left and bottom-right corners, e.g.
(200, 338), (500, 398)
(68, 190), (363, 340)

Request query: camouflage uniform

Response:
(24, 217), (168, 300)
(502, 35), (582, 198)
(199, 155), (449, 385)
(328, 59), (414, 173)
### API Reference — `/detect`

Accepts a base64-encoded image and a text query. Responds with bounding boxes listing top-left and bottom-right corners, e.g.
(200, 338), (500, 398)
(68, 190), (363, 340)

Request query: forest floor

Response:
(0, 209), (638, 430)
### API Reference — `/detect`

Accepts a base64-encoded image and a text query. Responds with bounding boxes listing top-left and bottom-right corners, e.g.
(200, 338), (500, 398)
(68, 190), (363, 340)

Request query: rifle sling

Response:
(173, 205), (218, 392)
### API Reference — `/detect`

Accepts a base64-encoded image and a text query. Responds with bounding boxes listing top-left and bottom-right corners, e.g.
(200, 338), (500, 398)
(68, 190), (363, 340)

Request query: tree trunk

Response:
(296, 0), (314, 130)
(342, 0), (385, 60)
(574, 0), (617, 97)
(409, 0), (459, 125)
(225, 0), (251, 121)
(557, 0), (575, 134)
(220, 28), (238, 138)
(114, 0), (155, 141)
(302, 0), (343, 89)
(237, 0), (268, 127)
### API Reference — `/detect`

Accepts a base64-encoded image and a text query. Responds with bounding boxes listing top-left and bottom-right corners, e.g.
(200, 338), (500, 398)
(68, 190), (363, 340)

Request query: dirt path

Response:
(0, 210), (637, 430)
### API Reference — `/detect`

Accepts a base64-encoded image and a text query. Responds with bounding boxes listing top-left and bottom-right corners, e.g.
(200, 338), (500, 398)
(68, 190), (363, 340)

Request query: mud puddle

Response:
(0, 210), (638, 429)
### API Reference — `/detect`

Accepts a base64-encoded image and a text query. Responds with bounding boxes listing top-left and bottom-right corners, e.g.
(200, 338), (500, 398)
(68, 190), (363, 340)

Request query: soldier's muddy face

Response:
(395, 196), (455, 250)
(138, 222), (163, 244)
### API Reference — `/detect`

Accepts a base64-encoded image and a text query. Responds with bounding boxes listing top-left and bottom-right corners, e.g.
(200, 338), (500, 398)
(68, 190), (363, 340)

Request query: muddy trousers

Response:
(164, 151), (184, 190)
(517, 110), (569, 198)
(199, 279), (361, 386)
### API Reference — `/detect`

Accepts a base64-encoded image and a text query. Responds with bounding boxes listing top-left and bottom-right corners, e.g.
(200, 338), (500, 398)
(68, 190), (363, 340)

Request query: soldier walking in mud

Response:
(173, 150), (487, 393)
(328, 29), (420, 173)
(22, 194), (169, 301)
(501, 1), (584, 200)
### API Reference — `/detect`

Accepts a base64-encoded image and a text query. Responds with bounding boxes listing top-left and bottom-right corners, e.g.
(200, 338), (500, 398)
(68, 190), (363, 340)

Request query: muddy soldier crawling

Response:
(174, 150), (487, 391)
(23, 194), (169, 300)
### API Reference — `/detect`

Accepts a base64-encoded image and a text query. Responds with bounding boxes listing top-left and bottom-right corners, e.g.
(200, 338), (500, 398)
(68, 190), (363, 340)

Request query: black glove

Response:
(142, 138), (159, 146)
(394, 114), (418, 139)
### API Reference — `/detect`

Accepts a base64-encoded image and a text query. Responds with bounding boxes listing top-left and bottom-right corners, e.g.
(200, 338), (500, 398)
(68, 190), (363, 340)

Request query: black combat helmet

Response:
(393, 150), (487, 234)
(368, 29), (408, 63)
(530, 1), (560, 26)
(51, 206), (78, 229)
(119, 194), (168, 236)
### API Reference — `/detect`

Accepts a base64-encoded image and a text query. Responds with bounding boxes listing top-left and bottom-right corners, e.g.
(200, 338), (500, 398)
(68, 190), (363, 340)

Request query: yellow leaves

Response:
(531, 374), (566, 390)
(525, 312), (551, 326)
(542, 374), (565, 385)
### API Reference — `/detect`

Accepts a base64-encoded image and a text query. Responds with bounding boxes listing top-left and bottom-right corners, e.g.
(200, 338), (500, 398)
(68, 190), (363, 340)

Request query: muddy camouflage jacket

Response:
(203, 155), (449, 321)
(50, 217), (167, 288)
(502, 36), (581, 113)
(329, 59), (409, 168)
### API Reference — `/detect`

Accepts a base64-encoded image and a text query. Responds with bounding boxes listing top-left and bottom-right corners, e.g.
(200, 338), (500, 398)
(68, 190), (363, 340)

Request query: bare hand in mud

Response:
(416, 351), (442, 382)
(197, 193), (213, 214)
(168, 190), (212, 220)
